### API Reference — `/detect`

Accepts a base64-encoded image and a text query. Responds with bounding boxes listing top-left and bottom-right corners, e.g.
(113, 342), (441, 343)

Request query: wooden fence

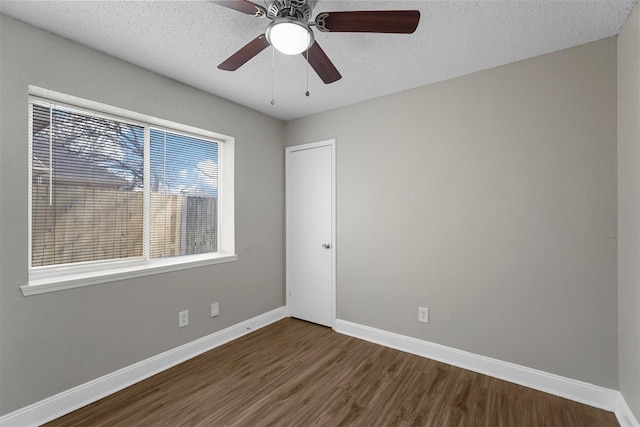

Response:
(32, 183), (216, 267)
(149, 193), (217, 258)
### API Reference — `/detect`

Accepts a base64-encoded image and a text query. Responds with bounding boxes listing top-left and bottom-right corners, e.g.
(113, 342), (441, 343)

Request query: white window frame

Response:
(22, 86), (236, 296)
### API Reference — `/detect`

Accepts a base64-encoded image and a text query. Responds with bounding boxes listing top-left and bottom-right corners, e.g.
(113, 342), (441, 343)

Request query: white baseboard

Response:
(0, 306), (287, 427)
(616, 392), (640, 427)
(334, 319), (637, 425)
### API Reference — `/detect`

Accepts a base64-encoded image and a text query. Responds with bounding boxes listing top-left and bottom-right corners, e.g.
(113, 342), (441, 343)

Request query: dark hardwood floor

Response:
(45, 318), (619, 426)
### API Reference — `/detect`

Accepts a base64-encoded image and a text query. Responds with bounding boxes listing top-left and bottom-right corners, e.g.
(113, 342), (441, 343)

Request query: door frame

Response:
(285, 139), (336, 328)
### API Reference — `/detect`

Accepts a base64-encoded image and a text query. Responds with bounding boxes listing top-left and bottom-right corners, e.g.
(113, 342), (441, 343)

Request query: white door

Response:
(286, 140), (335, 327)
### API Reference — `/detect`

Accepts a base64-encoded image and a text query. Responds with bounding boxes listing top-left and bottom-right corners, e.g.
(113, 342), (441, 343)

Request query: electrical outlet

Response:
(211, 302), (219, 317)
(179, 310), (189, 328)
(418, 306), (429, 323)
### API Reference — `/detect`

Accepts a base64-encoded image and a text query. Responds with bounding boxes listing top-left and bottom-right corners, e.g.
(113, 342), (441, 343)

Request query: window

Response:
(149, 129), (220, 258)
(24, 87), (235, 295)
(30, 104), (146, 267)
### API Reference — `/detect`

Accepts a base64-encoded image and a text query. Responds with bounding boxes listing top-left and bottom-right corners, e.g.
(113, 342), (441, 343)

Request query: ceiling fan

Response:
(212, 0), (420, 84)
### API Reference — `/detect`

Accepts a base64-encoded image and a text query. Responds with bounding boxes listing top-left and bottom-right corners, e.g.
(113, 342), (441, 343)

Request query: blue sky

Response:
(150, 129), (218, 198)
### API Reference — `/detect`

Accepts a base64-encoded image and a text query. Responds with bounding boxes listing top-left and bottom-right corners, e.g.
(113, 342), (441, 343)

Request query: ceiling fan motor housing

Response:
(267, 0), (316, 21)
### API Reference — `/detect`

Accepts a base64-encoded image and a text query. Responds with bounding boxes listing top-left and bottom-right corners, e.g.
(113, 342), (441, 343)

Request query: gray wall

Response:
(285, 38), (619, 389)
(618, 3), (640, 420)
(0, 15), (285, 415)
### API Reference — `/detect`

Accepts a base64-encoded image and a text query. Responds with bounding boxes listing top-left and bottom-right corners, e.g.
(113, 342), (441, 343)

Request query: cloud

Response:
(196, 159), (218, 188)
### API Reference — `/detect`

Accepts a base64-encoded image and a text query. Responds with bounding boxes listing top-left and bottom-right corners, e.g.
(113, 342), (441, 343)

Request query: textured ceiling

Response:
(1, 1), (637, 120)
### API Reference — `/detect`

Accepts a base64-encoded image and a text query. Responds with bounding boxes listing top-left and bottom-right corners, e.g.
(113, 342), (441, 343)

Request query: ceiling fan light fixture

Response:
(266, 18), (313, 55)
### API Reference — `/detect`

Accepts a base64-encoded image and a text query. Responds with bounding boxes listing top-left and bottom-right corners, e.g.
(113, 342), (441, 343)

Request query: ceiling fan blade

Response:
(315, 10), (420, 34)
(210, 0), (266, 17)
(302, 41), (341, 84)
(218, 34), (270, 71)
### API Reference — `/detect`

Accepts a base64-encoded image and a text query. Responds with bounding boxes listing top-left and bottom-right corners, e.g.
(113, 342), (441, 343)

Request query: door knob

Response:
(322, 243), (331, 249)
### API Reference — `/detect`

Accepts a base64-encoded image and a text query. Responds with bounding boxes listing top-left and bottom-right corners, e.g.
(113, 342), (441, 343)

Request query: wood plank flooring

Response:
(45, 318), (619, 426)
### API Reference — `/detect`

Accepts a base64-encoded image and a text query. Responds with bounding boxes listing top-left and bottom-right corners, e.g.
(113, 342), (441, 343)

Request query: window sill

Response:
(21, 254), (238, 296)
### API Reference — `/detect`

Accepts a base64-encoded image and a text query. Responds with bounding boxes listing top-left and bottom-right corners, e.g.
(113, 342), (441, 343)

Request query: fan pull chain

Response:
(305, 45), (310, 97)
(270, 46), (276, 105)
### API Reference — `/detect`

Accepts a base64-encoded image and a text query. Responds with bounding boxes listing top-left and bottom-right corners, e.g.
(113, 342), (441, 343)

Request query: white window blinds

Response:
(30, 100), (222, 270)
